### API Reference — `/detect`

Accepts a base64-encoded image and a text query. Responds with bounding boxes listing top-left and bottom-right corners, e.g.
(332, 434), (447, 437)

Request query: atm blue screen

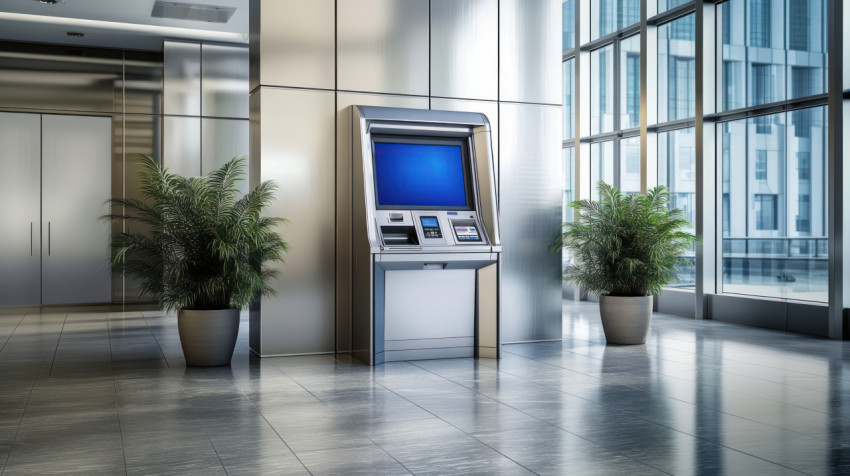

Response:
(374, 142), (468, 208)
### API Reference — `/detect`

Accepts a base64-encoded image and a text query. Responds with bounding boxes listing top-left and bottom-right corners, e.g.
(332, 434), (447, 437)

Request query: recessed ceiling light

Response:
(35, 0), (63, 4)
(66, 31), (86, 38)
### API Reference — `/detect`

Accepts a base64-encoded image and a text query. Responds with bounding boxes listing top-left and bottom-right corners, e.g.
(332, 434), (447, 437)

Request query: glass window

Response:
(658, 14), (696, 122)
(658, 0), (692, 14)
(563, 147), (575, 223)
(591, 45), (615, 135)
(720, 106), (827, 302)
(786, 0), (826, 99)
(563, 147), (575, 268)
(563, 59), (574, 140)
(720, 0), (825, 110)
(592, 0), (639, 40)
(755, 150), (768, 180)
(620, 136), (641, 194)
(620, 35), (641, 129)
(563, 0), (575, 51)
(754, 194), (778, 230)
(751, 63), (778, 106)
(658, 127), (696, 287)
(590, 141), (615, 200)
(749, 0), (771, 48)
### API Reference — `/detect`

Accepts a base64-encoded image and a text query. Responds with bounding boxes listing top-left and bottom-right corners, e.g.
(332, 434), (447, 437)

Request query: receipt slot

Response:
(347, 106), (501, 365)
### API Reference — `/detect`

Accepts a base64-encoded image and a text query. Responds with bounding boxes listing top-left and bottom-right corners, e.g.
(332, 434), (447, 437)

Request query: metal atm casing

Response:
(349, 106), (500, 365)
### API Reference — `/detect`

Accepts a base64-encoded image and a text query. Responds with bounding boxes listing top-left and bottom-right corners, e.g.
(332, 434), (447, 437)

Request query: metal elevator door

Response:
(0, 113), (42, 306)
(41, 115), (112, 305)
(0, 112), (112, 306)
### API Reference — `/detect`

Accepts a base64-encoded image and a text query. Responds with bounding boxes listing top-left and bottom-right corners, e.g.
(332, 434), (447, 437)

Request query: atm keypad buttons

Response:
(419, 216), (442, 239)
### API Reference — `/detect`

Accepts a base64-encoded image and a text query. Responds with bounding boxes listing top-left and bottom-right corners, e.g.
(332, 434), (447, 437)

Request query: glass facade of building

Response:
(658, 14), (695, 123)
(721, 108), (827, 301)
(658, 127), (696, 286)
(562, 0), (830, 307)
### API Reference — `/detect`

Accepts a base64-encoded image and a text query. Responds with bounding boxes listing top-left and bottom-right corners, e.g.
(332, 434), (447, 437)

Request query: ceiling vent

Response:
(151, 1), (236, 24)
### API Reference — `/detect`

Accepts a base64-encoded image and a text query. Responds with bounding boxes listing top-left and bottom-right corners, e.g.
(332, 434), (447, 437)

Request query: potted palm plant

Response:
(551, 182), (698, 344)
(105, 155), (287, 366)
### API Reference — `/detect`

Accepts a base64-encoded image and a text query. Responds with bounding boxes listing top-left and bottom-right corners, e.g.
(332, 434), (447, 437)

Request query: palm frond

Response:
(552, 180), (700, 297)
(103, 154), (288, 312)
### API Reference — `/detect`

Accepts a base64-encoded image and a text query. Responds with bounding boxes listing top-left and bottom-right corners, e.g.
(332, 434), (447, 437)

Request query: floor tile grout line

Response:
(365, 435), (416, 475)
(367, 361), (544, 476)
(508, 331), (841, 417)
(273, 358), (539, 474)
(497, 345), (839, 437)
(146, 312), (234, 476)
(550, 330), (836, 390)
(615, 316), (841, 380)
(47, 310), (70, 376)
(598, 310), (847, 377)
(139, 310), (174, 369)
(416, 359), (817, 475)
(470, 356), (813, 475)
(404, 361), (668, 476)
(105, 311), (129, 476)
(513, 338), (839, 417)
(227, 364), (314, 475)
(0, 310), (28, 355)
(0, 379), (38, 476)
(495, 346), (837, 443)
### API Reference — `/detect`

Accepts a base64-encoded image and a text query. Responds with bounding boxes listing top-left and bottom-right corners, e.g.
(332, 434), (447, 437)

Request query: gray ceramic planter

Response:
(177, 309), (240, 366)
(598, 295), (652, 345)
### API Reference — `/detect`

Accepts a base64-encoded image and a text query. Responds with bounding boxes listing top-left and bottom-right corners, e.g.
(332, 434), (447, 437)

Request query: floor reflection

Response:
(0, 302), (848, 474)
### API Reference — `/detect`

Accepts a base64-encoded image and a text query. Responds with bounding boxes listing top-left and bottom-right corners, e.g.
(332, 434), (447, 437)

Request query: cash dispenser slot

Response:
(380, 226), (420, 246)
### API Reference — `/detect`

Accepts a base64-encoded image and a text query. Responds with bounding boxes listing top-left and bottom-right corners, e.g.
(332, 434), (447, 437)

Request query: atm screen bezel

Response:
(370, 135), (475, 211)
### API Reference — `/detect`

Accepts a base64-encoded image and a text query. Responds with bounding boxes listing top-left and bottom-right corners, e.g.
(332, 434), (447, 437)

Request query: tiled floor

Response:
(0, 301), (849, 475)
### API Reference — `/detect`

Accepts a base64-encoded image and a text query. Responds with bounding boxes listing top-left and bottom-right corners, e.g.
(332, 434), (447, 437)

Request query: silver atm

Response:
(349, 106), (500, 365)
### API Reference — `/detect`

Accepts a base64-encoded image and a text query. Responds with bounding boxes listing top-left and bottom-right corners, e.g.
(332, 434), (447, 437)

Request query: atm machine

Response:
(348, 106), (500, 365)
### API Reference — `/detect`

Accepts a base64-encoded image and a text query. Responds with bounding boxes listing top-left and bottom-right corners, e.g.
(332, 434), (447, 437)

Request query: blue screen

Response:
(420, 217), (439, 228)
(374, 142), (468, 208)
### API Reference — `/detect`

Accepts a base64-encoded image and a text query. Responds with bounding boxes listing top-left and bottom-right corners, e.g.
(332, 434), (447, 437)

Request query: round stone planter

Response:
(598, 295), (653, 345)
(177, 309), (240, 366)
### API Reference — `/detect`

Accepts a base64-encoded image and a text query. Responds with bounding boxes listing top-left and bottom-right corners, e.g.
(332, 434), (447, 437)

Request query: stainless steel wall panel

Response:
(115, 114), (162, 303)
(499, 102), (562, 342)
(123, 51), (164, 116)
(201, 118), (249, 194)
(430, 98), (499, 178)
(336, 92), (429, 353)
(41, 115), (112, 305)
(253, 87), (336, 355)
(477, 263), (499, 357)
(250, 0), (335, 91)
(0, 42), (121, 113)
(499, 0), (561, 104)
(163, 41), (201, 116)
(0, 113), (41, 306)
(430, 0), (498, 101)
(249, 91), (261, 352)
(163, 116), (201, 177)
(202, 44), (249, 118)
(337, 0), (429, 96)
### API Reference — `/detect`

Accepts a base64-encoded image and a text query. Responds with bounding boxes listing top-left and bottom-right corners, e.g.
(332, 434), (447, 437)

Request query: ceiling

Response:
(0, 0), (248, 51)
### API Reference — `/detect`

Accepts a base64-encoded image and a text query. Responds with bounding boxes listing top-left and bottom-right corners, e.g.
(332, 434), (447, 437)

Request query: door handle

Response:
(30, 222), (33, 256)
(48, 221), (51, 256)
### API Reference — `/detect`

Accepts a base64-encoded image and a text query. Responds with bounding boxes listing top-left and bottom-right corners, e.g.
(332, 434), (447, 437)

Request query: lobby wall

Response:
(249, 0), (563, 356)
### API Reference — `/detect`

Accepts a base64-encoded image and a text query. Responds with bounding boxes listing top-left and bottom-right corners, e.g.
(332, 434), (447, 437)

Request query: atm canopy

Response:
(358, 106), (492, 131)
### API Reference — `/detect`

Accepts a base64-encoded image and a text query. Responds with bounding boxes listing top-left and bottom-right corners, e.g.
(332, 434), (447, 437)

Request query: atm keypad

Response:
(420, 216), (443, 239)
